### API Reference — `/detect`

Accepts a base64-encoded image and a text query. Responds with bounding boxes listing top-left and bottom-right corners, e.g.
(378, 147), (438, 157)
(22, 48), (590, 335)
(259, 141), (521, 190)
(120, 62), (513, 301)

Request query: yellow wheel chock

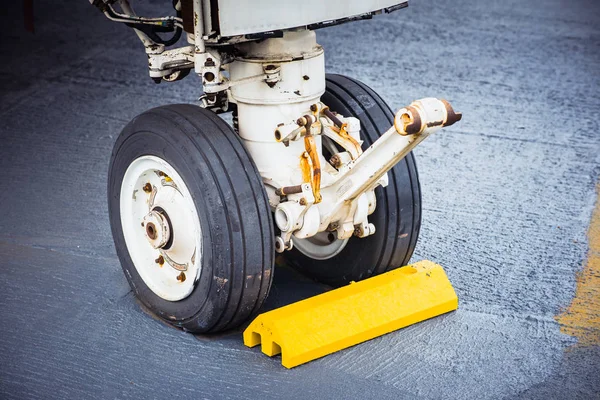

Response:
(243, 260), (458, 368)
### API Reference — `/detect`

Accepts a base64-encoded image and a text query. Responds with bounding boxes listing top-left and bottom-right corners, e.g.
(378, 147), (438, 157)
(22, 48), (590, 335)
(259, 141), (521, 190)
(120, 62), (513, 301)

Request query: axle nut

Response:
(142, 210), (171, 249)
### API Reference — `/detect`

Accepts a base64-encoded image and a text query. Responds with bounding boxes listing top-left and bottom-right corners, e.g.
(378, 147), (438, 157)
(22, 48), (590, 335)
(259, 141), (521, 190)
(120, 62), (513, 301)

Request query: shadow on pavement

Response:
(192, 260), (331, 342)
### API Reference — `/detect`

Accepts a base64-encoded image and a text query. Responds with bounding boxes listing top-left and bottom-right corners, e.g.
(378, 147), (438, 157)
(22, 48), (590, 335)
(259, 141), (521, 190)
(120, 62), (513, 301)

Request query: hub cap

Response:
(120, 156), (202, 301)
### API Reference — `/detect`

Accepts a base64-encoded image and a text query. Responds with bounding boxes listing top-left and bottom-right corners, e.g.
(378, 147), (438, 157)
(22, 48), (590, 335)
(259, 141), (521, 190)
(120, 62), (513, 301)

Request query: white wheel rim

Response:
(120, 156), (202, 301)
(293, 231), (348, 260)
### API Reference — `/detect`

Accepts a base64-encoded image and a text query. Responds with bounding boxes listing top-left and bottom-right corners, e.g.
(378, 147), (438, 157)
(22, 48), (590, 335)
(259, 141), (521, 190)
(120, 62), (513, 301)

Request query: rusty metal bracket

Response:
(337, 122), (362, 157)
(292, 113), (323, 204)
(303, 134), (322, 204)
(320, 105), (363, 159)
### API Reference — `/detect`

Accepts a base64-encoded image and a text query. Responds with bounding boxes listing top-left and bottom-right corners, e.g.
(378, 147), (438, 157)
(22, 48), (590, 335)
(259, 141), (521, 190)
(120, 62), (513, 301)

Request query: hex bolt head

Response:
(143, 182), (152, 193)
(176, 272), (186, 282)
(330, 155), (341, 167)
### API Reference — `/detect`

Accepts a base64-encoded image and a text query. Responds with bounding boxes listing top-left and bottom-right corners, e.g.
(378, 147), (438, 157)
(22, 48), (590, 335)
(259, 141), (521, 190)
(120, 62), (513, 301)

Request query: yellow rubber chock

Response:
(243, 260), (458, 368)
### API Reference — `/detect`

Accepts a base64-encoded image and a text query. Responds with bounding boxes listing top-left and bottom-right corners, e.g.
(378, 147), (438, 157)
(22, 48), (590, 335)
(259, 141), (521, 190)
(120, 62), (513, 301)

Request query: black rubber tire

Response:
(108, 104), (274, 333)
(285, 74), (422, 287)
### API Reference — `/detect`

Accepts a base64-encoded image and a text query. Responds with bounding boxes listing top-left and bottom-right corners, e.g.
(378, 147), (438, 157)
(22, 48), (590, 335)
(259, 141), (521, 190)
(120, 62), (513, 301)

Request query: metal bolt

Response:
(143, 182), (152, 193)
(303, 75), (310, 81)
(155, 255), (164, 265)
(299, 198), (307, 206)
(310, 104), (318, 112)
(177, 272), (186, 282)
(330, 155), (341, 167)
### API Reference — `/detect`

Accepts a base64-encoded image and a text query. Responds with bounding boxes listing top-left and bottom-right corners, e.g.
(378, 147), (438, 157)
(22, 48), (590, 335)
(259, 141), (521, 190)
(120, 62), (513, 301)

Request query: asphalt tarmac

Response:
(1, 1), (599, 399)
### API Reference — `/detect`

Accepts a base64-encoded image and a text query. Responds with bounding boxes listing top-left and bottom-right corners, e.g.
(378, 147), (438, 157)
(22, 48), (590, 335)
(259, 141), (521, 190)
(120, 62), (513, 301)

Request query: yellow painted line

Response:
(244, 260), (458, 368)
(556, 182), (600, 346)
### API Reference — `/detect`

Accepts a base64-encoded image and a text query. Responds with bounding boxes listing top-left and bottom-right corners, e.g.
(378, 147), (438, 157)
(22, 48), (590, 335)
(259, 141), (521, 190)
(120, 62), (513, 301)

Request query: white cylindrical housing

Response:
(229, 30), (325, 188)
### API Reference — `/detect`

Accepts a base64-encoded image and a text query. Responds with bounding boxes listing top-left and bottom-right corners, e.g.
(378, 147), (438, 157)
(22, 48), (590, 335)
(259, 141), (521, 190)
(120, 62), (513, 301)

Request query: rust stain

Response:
(556, 182), (600, 346)
(440, 98), (463, 126)
(304, 134), (322, 203)
(338, 123), (362, 156)
(300, 152), (312, 184)
(400, 106), (422, 135)
(275, 185), (303, 197)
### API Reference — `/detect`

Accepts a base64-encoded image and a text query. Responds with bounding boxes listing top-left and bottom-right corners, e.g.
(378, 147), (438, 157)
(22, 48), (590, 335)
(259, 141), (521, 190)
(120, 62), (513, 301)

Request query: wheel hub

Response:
(120, 155), (202, 301)
(293, 231), (349, 260)
(142, 209), (171, 249)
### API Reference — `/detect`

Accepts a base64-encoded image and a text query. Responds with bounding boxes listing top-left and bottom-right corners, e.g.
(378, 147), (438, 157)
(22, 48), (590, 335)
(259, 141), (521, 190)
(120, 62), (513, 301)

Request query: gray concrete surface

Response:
(1, 0), (599, 399)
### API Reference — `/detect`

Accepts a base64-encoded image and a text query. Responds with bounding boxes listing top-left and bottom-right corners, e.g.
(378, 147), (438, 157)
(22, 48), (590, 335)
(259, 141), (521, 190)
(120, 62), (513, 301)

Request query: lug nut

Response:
(155, 255), (164, 265)
(176, 272), (186, 282)
(143, 182), (152, 193)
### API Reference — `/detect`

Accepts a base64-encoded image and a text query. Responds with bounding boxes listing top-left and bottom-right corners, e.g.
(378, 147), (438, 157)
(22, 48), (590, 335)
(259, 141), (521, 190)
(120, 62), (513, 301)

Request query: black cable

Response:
(103, 4), (176, 30)
(128, 23), (182, 46)
(94, 1), (183, 47)
(159, 26), (182, 46)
